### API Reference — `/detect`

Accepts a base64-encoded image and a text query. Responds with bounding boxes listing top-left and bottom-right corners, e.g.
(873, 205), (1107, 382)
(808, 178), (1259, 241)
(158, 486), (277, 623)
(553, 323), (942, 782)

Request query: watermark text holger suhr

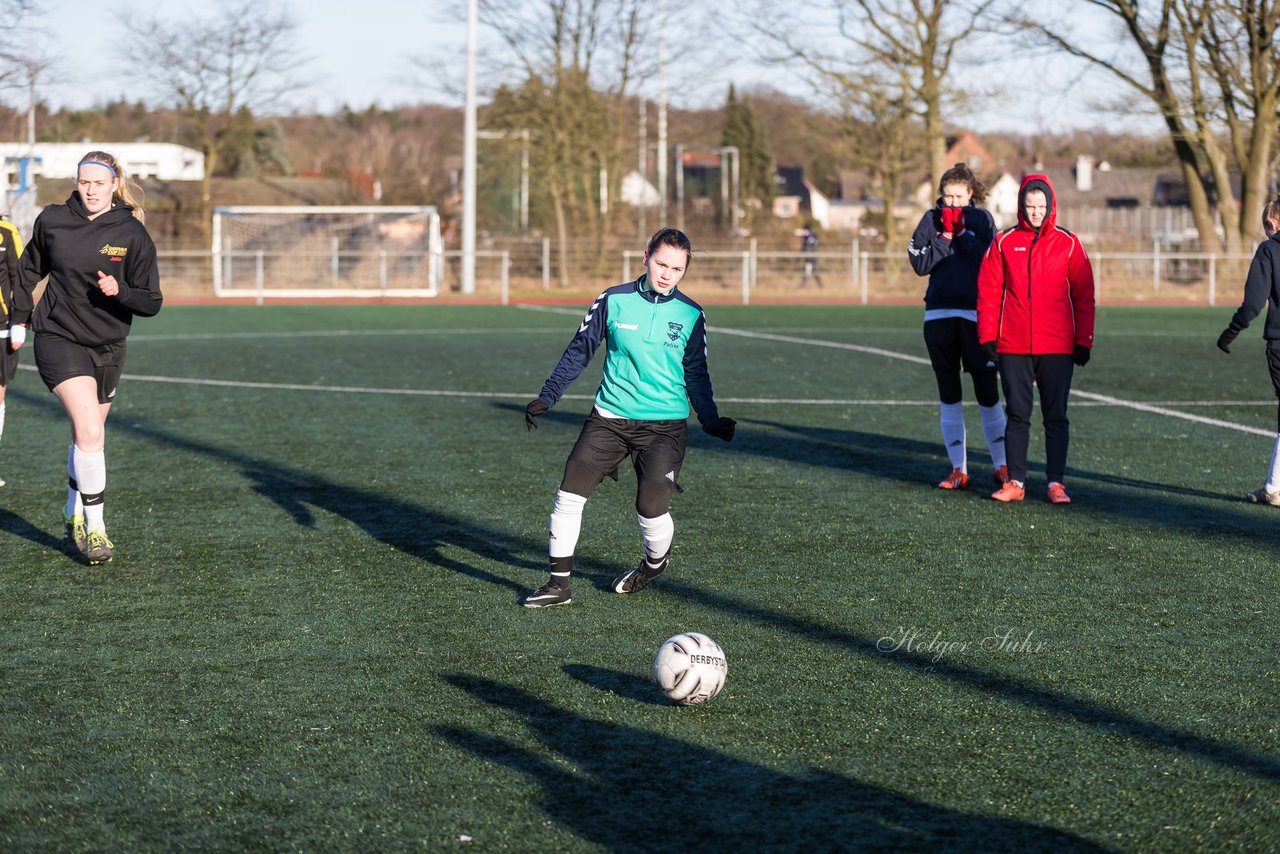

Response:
(876, 626), (1048, 664)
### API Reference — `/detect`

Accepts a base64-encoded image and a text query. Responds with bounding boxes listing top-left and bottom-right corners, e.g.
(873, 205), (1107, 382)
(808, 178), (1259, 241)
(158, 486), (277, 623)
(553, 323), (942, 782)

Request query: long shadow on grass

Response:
(4, 388), (545, 593)
(739, 416), (1280, 547)
(0, 506), (63, 553)
(648, 577), (1280, 784)
(438, 673), (1109, 852)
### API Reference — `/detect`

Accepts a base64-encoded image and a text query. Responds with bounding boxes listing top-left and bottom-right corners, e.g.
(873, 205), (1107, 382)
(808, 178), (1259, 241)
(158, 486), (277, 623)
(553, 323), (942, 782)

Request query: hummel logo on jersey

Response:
(667, 322), (684, 342)
(617, 323), (638, 330)
(1013, 246), (1028, 252)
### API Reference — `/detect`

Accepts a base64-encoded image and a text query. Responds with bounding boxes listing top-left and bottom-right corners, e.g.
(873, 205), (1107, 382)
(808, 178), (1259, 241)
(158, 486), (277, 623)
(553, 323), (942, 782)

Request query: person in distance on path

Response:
(521, 227), (736, 608)
(907, 162), (1006, 492)
(977, 174), (1095, 505)
(11, 150), (163, 564)
(1216, 194), (1280, 506)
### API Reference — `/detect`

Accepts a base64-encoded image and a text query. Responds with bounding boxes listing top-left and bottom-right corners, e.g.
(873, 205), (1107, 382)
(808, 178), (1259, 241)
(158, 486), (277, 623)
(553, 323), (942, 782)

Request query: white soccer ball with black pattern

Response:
(653, 632), (728, 705)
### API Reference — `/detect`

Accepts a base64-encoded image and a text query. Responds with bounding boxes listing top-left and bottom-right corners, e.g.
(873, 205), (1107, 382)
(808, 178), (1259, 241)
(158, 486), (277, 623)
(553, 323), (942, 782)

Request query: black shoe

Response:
(522, 580), (571, 608)
(611, 555), (668, 594)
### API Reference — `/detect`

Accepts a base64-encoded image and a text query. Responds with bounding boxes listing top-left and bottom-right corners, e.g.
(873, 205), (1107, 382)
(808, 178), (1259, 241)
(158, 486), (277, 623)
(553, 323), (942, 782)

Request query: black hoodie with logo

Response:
(14, 192), (162, 347)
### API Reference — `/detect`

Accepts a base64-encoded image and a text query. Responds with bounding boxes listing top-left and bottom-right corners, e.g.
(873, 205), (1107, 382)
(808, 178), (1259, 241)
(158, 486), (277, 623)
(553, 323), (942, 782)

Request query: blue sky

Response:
(21, 0), (465, 113)
(16, 0), (1160, 136)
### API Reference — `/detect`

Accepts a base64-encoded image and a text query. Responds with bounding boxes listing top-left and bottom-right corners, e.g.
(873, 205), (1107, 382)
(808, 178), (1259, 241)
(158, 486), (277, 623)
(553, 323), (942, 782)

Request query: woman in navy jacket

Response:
(1217, 195), (1280, 505)
(907, 163), (1005, 491)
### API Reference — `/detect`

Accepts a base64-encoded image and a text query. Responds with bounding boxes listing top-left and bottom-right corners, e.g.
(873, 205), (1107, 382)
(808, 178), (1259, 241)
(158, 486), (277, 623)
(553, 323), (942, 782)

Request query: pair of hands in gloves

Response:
(939, 206), (965, 237)
(980, 341), (1091, 366)
(525, 399), (736, 442)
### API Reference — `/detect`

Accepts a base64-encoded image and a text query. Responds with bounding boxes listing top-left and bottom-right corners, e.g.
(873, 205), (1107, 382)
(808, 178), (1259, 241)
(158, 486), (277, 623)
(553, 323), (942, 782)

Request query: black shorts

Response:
(1, 336), (16, 386)
(924, 316), (993, 375)
(34, 333), (126, 404)
(567, 411), (688, 490)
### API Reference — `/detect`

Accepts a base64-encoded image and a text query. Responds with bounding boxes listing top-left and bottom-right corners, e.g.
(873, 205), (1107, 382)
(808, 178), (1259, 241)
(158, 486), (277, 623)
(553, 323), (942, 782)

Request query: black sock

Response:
(549, 556), (574, 585)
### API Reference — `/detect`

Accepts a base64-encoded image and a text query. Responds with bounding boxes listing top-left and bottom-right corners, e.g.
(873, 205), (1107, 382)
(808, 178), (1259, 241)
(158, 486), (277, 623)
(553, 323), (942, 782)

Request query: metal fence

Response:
(154, 243), (1256, 306)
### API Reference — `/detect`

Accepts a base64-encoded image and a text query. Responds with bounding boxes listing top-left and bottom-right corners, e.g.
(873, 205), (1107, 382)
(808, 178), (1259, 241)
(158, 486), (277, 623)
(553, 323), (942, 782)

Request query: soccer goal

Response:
(211, 206), (444, 299)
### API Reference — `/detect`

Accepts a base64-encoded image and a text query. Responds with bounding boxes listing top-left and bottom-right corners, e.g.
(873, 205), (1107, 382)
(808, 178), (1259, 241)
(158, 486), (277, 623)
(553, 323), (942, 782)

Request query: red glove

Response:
(939, 206), (964, 236)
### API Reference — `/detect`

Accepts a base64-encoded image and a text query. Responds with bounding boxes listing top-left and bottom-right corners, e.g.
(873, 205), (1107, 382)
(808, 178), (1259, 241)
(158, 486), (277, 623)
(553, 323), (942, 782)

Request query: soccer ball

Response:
(653, 632), (728, 705)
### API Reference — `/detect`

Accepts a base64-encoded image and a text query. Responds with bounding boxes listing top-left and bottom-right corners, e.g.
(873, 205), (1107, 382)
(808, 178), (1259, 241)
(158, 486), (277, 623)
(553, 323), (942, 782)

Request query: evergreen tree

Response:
(721, 85), (775, 218)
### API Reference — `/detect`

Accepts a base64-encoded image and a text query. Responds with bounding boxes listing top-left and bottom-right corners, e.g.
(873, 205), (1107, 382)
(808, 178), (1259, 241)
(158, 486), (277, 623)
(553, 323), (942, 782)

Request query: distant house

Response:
(621, 170), (660, 207)
(1, 142), (205, 184)
(987, 173), (1021, 229)
(943, 131), (998, 177)
(772, 164), (830, 228)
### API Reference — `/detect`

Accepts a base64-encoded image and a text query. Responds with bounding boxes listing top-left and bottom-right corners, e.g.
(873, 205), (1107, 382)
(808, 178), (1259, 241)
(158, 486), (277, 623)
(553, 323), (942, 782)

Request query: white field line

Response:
(708, 324), (1276, 438)
(128, 328), (560, 342)
(25, 311), (1273, 435)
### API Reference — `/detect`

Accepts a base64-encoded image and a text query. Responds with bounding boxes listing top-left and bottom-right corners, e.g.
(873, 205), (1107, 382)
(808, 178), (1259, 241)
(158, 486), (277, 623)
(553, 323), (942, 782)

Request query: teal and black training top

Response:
(537, 275), (722, 428)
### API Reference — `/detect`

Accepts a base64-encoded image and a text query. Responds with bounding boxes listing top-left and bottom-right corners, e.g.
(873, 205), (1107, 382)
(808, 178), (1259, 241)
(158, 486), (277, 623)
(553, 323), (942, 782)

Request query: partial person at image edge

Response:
(1216, 194), (1280, 506)
(0, 215), (23, 488)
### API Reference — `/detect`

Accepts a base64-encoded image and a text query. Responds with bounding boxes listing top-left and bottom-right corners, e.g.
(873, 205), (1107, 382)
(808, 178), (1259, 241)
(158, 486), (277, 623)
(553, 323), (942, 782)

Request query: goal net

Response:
(212, 206), (444, 298)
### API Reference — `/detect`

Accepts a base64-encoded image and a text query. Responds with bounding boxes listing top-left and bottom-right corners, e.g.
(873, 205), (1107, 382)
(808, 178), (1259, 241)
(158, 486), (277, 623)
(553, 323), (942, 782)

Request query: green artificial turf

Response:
(0, 304), (1275, 851)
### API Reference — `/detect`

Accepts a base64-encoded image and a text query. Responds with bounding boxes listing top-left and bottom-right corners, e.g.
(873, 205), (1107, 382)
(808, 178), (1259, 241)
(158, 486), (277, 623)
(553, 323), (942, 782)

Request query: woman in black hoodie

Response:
(10, 150), (163, 564)
(907, 163), (1005, 491)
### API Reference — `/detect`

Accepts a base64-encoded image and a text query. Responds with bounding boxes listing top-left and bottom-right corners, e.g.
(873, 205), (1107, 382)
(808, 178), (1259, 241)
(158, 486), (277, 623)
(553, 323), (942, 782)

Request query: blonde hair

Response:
(78, 150), (145, 223)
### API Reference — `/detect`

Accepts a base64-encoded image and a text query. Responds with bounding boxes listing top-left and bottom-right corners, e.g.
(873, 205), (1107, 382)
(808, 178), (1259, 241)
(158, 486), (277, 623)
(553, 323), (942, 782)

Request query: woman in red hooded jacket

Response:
(977, 174), (1095, 504)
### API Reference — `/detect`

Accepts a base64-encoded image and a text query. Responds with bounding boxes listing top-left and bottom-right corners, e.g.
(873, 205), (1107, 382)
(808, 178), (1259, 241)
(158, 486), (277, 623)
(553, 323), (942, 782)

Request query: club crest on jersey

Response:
(666, 322), (684, 342)
(99, 243), (128, 260)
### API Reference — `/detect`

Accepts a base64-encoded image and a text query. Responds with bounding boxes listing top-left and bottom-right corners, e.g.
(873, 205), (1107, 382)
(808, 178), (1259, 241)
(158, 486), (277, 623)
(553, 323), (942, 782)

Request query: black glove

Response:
(525, 399), (549, 431)
(1072, 345), (1091, 366)
(981, 340), (999, 362)
(1217, 328), (1239, 354)
(704, 417), (736, 442)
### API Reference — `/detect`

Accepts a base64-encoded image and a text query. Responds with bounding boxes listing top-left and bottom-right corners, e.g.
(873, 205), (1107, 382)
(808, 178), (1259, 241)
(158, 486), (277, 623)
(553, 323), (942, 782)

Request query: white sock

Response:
(979, 403), (1008, 467)
(548, 490), (587, 564)
(939, 402), (966, 472)
(0, 401), (5, 445)
(73, 445), (106, 531)
(637, 512), (674, 564)
(65, 443), (83, 518)
(1267, 433), (1280, 493)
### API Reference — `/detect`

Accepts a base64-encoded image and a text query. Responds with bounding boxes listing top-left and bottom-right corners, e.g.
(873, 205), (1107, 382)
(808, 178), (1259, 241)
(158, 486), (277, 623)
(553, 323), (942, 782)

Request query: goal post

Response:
(211, 205), (444, 299)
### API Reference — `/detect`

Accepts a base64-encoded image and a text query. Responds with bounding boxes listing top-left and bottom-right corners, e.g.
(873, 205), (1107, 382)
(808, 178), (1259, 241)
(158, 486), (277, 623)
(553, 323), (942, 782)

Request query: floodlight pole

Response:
(657, 0), (668, 225)
(462, 0), (478, 294)
(674, 144), (685, 231)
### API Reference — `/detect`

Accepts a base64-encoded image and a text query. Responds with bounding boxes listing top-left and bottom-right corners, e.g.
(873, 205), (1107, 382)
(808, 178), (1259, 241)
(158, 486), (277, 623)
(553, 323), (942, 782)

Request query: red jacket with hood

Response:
(977, 174), (1095, 356)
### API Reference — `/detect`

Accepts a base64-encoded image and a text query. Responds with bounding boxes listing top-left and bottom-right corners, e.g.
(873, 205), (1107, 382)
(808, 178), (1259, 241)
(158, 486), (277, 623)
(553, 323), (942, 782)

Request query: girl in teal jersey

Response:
(521, 227), (735, 608)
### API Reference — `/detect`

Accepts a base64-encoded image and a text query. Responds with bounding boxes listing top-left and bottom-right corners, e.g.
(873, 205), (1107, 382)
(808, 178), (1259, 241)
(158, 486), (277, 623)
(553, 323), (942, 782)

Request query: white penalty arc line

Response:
(1069, 390), (1274, 437)
(710, 325), (1274, 437)
(712, 326), (933, 365)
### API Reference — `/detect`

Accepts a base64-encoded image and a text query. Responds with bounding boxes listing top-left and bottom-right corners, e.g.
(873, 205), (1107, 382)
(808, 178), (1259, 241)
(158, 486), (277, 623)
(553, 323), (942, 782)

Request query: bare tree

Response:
(745, 0), (996, 192)
(479, 0), (659, 284)
(0, 0), (31, 30)
(1012, 0), (1280, 255)
(123, 0), (307, 237)
(0, 1), (51, 138)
